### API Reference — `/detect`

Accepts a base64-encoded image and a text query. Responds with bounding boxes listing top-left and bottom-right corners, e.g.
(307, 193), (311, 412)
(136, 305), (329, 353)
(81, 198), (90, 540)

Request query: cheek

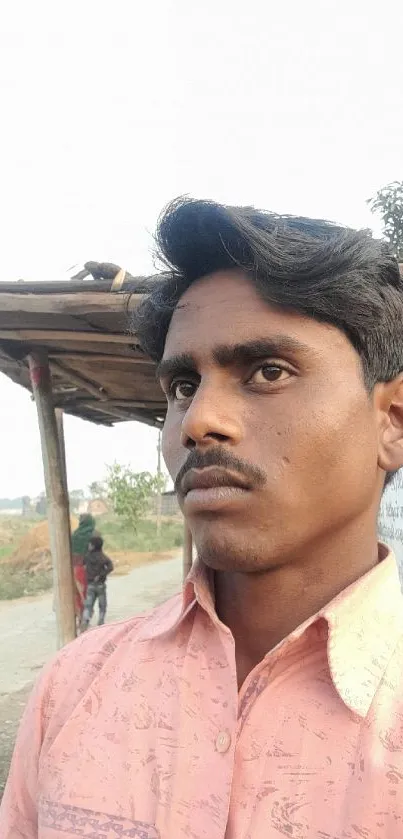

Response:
(259, 391), (374, 477)
(161, 417), (184, 479)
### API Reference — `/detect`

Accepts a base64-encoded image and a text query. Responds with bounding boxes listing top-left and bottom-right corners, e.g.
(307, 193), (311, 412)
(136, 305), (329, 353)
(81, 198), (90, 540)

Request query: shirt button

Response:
(215, 730), (231, 754)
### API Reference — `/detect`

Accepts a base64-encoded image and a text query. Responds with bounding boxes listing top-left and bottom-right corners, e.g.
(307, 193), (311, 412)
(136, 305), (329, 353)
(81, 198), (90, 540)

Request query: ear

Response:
(376, 375), (403, 474)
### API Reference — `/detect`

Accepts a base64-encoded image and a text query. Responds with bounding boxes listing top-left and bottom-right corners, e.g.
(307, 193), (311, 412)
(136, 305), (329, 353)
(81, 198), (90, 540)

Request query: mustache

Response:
(174, 448), (266, 495)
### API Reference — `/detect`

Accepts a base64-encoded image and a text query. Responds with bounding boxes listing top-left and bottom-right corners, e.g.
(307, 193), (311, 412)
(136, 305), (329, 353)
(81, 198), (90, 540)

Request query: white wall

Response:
(378, 470), (403, 586)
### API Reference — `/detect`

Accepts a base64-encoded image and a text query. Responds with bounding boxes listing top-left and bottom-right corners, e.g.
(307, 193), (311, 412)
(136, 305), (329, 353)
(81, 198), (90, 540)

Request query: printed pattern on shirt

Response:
(39, 798), (160, 838)
(3, 552), (403, 838)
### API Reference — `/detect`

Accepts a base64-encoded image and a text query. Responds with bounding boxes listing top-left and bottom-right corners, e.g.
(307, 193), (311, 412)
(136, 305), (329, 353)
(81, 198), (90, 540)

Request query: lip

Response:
(181, 467), (251, 512)
(184, 485), (249, 512)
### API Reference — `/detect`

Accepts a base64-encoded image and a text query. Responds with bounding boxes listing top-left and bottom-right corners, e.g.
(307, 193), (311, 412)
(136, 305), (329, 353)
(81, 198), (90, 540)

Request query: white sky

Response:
(0, 0), (402, 497)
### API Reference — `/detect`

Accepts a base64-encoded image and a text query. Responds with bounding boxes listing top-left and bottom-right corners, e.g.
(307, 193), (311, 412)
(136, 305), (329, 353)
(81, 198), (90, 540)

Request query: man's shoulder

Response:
(38, 593), (184, 724)
(63, 591), (182, 662)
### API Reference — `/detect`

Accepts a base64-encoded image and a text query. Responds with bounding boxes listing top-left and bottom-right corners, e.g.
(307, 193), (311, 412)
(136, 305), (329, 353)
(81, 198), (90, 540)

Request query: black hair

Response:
(133, 197), (403, 487)
(133, 196), (403, 392)
(89, 535), (103, 551)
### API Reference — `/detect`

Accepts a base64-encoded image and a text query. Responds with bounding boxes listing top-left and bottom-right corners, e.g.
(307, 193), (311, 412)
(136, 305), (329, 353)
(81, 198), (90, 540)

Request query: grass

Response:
(0, 515), (184, 601)
(0, 566), (53, 600)
(100, 516), (184, 553)
(0, 515), (37, 547)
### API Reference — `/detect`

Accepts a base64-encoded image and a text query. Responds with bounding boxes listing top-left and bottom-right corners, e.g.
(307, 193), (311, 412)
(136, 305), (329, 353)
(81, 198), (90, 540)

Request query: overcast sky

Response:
(0, 0), (402, 497)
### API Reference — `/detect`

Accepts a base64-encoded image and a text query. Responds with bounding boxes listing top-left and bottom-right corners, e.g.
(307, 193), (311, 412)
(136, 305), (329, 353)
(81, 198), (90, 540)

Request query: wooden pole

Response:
(28, 351), (76, 647)
(156, 431), (162, 537)
(55, 408), (68, 497)
(183, 521), (193, 579)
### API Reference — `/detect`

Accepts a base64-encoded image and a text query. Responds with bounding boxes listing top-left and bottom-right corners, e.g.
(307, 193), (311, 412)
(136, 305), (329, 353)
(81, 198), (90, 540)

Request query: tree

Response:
(367, 181), (403, 261)
(21, 496), (31, 517)
(36, 493), (47, 516)
(105, 462), (166, 530)
(69, 489), (85, 513)
(88, 480), (107, 500)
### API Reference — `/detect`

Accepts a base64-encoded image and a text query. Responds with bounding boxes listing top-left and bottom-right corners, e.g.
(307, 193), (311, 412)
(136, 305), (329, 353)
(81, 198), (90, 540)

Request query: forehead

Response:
(163, 270), (354, 363)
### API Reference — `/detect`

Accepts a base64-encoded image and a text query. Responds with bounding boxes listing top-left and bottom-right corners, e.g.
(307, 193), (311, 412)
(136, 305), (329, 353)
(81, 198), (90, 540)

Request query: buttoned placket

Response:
(188, 585), (326, 838)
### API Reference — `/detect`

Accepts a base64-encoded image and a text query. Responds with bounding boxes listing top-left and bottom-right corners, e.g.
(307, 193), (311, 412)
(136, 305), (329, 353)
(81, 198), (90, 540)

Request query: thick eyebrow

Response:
(156, 353), (198, 381)
(157, 336), (311, 381)
(213, 336), (312, 367)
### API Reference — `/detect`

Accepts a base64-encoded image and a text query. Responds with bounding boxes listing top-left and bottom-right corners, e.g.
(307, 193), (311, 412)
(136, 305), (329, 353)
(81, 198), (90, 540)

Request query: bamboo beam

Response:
(183, 522), (193, 579)
(53, 396), (165, 412)
(81, 401), (164, 428)
(109, 400), (166, 409)
(49, 353), (154, 366)
(50, 359), (108, 401)
(0, 275), (155, 295)
(0, 291), (144, 314)
(28, 351), (76, 647)
(0, 329), (137, 344)
(66, 398), (166, 410)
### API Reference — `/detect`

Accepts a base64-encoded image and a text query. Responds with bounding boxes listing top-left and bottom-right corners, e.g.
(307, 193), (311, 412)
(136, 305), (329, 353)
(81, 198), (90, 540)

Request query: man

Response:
(81, 535), (114, 629)
(2, 198), (403, 838)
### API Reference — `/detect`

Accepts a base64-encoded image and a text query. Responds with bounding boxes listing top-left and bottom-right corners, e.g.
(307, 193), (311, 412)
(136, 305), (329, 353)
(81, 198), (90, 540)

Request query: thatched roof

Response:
(0, 268), (165, 428)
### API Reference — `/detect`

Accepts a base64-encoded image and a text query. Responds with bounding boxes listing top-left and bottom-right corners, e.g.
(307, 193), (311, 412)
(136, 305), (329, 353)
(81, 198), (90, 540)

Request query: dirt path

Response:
(0, 555), (182, 797)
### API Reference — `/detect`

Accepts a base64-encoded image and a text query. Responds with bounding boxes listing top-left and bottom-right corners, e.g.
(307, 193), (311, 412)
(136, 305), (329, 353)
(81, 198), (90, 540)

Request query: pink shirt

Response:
(3, 549), (403, 838)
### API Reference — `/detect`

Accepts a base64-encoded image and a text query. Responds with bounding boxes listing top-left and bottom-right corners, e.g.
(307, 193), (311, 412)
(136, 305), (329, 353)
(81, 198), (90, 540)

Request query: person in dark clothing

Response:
(81, 535), (114, 630)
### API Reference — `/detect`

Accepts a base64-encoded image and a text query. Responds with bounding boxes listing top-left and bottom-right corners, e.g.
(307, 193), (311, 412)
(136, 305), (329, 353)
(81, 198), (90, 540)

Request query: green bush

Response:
(0, 566), (53, 600)
(100, 517), (184, 553)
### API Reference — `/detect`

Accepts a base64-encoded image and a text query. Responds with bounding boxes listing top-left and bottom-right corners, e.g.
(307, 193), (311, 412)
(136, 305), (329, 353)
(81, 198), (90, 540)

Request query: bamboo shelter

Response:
(0, 264), (193, 647)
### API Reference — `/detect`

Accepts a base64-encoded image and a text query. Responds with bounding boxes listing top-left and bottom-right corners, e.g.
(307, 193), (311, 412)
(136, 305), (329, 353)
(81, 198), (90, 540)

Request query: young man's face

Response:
(159, 270), (386, 572)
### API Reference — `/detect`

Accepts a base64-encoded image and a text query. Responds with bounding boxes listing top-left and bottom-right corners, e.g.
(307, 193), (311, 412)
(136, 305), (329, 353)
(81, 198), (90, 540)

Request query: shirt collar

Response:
(322, 547), (403, 717)
(138, 547), (403, 718)
(137, 559), (216, 642)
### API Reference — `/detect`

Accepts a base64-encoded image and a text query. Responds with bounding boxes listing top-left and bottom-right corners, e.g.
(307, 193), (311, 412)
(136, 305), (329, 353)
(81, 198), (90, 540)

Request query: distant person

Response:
(81, 535), (114, 629)
(71, 514), (96, 624)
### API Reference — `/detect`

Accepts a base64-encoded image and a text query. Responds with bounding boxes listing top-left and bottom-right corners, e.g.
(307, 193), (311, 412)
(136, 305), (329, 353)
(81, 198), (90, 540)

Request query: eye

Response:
(249, 363), (292, 384)
(169, 380), (197, 402)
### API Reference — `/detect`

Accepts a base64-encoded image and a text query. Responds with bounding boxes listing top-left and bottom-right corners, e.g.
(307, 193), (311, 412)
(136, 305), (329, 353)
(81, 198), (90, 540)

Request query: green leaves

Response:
(105, 462), (166, 531)
(367, 181), (403, 261)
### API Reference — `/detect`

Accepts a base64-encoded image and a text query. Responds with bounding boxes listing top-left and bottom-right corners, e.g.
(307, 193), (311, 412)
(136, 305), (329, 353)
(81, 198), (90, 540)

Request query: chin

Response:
(193, 526), (281, 573)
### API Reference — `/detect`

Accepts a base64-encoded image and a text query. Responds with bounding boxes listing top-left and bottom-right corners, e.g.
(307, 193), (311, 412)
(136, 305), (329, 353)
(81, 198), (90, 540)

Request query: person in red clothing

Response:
(70, 514), (96, 624)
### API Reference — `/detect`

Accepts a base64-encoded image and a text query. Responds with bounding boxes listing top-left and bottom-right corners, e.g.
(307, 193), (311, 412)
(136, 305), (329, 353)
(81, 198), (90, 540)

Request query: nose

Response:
(180, 379), (244, 450)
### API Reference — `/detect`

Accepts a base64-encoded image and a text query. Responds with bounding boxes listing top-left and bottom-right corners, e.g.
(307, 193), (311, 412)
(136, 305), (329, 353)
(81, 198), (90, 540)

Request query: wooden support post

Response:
(156, 431), (162, 537)
(55, 408), (68, 497)
(183, 521), (193, 579)
(28, 352), (76, 647)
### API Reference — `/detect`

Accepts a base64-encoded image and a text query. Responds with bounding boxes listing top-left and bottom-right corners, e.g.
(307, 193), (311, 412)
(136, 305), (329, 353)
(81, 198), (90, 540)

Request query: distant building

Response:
(77, 498), (110, 517)
(88, 498), (109, 517)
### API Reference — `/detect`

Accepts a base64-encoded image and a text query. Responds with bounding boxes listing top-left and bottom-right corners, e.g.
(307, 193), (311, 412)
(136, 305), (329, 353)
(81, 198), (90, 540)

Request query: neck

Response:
(214, 519), (380, 688)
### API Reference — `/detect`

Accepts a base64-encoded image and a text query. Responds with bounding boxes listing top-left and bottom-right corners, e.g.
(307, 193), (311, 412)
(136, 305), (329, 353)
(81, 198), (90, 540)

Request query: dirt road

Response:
(0, 555), (182, 797)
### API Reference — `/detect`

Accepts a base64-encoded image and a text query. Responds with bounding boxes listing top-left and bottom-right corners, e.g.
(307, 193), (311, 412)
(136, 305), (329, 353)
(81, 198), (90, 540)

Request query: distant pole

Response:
(156, 430), (162, 537)
(183, 521), (193, 579)
(28, 352), (76, 647)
